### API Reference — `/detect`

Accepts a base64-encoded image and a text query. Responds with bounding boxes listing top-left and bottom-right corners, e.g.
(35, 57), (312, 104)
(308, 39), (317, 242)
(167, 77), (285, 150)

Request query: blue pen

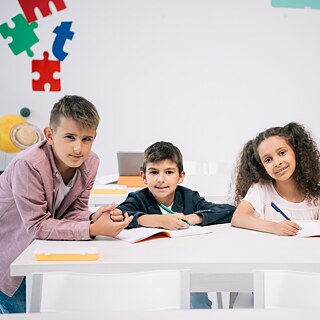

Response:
(159, 203), (193, 226)
(271, 202), (291, 220)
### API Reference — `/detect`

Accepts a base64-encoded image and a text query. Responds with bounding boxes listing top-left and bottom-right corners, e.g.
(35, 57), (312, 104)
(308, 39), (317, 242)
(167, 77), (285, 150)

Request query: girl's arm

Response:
(231, 200), (301, 236)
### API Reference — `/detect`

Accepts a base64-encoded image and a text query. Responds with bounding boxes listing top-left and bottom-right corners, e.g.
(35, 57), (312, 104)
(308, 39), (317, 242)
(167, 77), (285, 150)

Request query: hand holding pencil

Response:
(160, 203), (194, 226)
(270, 202), (301, 236)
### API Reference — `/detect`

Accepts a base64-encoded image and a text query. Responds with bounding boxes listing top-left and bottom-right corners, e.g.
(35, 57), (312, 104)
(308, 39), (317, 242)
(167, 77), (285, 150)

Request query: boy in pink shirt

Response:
(0, 95), (132, 313)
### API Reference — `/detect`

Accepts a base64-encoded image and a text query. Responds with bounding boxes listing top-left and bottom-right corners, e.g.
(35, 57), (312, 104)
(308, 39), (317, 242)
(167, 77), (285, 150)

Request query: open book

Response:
(117, 225), (212, 243)
(294, 221), (320, 238)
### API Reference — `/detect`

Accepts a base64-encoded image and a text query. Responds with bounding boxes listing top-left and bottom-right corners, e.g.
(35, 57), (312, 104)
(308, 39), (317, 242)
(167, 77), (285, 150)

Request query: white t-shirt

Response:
(244, 182), (320, 220)
(54, 171), (78, 215)
(159, 204), (173, 215)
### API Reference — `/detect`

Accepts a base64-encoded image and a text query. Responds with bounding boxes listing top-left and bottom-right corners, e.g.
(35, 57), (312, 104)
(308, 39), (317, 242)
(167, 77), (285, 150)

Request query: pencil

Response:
(271, 202), (291, 220)
(159, 203), (193, 226)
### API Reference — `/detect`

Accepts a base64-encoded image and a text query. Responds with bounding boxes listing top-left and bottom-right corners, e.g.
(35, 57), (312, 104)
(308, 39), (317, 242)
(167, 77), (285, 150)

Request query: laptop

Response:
(117, 152), (146, 187)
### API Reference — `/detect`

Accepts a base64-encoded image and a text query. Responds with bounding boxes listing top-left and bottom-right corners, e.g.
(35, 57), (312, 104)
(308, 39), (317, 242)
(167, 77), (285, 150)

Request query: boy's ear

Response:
(178, 171), (185, 184)
(44, 127), (54, 145)
(140, 171), (147, 184)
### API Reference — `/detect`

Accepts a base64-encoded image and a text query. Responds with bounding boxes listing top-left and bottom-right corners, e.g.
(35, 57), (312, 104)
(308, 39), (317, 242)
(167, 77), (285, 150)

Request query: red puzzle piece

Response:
(18, 0), (67, 22)
(32, 51), (61, 91)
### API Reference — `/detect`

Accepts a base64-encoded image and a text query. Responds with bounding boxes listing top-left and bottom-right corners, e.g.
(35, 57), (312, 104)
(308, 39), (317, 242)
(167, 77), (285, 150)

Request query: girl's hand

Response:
(274, 220), (301, 236)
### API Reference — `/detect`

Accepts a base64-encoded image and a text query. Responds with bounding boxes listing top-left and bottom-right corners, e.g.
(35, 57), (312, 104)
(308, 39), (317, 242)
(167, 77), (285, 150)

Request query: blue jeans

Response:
(190, 292), (212, 309)
(0, 278), (26, 314)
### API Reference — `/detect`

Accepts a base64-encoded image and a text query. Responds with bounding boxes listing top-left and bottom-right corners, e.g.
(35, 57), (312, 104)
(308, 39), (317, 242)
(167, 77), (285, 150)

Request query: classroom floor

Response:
(209, 292), (254, 309)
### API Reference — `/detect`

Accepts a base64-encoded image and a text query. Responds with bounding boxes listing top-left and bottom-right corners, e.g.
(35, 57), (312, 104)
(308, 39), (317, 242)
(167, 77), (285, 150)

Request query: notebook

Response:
(117, 152), (146, 187)
(293, 221), (320, 238)
(116, 226), (212, 243)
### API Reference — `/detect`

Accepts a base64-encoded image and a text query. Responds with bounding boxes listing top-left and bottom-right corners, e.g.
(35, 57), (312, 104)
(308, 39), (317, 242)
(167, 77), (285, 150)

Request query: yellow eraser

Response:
(34, 247), (100, 261)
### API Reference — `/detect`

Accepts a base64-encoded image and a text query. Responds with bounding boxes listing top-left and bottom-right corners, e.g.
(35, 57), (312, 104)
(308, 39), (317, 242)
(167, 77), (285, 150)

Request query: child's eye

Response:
(264, 157), (271, 164)
(83, 137), (93, 142)
(166, 170), (175, 175)
(65, 135), (75, 140)
(279, 150), (286, 156)
(150, 171), (158, 175)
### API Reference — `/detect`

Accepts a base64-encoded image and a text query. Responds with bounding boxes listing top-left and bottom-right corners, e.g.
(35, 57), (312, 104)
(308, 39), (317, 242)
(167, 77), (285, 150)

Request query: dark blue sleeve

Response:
(116, 190), (159, 229)
(191, 192), (235, 226)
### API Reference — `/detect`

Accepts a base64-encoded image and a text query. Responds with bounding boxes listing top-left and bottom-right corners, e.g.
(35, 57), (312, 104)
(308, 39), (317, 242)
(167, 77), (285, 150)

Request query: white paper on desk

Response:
(294, 221), (320, 238)
(117, 226), (212, 243)
(96, 174), (119, 184)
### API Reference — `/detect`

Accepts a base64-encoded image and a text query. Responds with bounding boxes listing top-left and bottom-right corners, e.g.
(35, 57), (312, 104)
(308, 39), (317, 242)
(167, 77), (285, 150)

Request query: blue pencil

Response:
(271, 202), (291, 220)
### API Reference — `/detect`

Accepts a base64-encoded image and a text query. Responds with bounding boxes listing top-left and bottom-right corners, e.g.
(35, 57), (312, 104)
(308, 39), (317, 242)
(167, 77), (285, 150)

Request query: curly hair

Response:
(234, 122), (320, 205)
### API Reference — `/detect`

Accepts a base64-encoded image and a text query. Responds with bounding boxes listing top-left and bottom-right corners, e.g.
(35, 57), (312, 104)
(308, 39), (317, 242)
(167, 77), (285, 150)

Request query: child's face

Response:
(257, 135), (296, 182)
(44, 116), (96, 175)
(141, 159), (185, 206)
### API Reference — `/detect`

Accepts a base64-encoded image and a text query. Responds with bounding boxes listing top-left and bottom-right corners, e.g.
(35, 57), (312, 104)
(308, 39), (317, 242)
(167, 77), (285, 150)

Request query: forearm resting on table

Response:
(187, 213), (203, 225)
(231, 213), (280, 234)
(137, 214), (163, 228)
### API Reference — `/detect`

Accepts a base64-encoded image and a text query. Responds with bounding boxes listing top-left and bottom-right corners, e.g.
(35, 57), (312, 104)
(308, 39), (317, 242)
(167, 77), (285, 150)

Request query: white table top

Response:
(1, 309), (320, 320)
(11, 223), (320, 292)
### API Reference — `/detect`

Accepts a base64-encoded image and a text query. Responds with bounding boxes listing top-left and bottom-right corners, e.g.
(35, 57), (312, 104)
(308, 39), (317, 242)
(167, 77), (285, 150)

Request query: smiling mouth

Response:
(275, 166), (288, 174)
(155, 186), (168, 190)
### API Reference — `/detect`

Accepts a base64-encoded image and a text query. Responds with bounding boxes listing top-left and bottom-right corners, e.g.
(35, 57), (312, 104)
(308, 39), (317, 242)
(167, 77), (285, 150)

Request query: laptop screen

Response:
(117, 152), (144, 176)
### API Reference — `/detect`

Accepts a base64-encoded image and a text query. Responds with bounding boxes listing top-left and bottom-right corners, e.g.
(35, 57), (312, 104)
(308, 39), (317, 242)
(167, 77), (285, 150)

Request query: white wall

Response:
(1, 0), (319, 177)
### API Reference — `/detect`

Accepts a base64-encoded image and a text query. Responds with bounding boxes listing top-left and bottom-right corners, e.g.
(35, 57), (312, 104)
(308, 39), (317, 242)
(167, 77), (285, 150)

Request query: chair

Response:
(30, 269), (190, 312)
(254, 270), (320, 308)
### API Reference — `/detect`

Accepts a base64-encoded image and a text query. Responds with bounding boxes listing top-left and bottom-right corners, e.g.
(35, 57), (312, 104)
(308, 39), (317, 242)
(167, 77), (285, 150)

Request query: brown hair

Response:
(234, 122), (320, 204)
(49, 95), (100, 130)
(141, 141), (184, 174)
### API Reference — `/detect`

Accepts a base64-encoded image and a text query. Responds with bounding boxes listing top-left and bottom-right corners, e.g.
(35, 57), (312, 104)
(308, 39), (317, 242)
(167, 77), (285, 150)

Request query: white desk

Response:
(1, 309), (320, 320)
(11, 223), (320, 311)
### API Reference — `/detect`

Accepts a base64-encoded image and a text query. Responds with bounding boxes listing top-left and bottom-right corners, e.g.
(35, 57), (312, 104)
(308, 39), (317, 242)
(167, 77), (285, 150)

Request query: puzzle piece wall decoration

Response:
(271, 0), (320, 9)
(0, 14), (39, 57)
(32, 51), (61, 91)
(52, 21), (74, 61)
(18, 0), (67, 22)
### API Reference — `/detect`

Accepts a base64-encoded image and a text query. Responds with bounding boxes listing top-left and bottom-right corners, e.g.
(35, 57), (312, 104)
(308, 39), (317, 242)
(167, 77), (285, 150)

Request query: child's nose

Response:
(275, 157), (282, 166)
(73, 141), (82, 154)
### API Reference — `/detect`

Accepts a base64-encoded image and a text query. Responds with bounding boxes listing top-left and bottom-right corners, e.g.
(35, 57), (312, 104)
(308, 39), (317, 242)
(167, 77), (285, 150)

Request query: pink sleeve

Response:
(11, 160), (91, 240)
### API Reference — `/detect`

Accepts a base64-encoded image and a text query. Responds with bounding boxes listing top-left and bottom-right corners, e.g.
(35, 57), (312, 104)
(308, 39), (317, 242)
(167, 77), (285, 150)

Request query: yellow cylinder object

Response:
(0, 115), (26, 153)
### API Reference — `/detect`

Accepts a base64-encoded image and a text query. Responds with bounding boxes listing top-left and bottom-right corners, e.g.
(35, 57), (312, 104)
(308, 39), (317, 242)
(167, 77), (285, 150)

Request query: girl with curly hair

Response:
(231, 122), (320, 236)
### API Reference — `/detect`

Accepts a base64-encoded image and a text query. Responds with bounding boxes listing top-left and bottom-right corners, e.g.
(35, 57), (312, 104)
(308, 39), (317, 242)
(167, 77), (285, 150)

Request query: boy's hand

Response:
(89, 212), (133, 237)
(184, 213), (203, 225)
(274, 220), (301, 236)
(110, 208), (124, 222)
(159, 213), (189, 230)
(90, 203), (116, 222)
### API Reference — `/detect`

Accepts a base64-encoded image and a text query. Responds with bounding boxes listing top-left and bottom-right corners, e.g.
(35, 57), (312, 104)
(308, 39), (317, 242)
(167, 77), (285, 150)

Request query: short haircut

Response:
(49, 95), (100, 130)
(142, 141), (184, 173)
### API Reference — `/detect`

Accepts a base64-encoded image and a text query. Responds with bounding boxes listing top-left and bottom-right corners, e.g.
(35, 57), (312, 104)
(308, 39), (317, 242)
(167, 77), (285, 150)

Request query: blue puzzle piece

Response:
(52, 21), (74, 61)
(0, 14), (39, 57)
(271, 0), (320, 9)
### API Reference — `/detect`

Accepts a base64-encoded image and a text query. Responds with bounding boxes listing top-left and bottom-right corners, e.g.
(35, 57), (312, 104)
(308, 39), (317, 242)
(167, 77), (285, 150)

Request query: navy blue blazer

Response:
(117, 185), (235, 229)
